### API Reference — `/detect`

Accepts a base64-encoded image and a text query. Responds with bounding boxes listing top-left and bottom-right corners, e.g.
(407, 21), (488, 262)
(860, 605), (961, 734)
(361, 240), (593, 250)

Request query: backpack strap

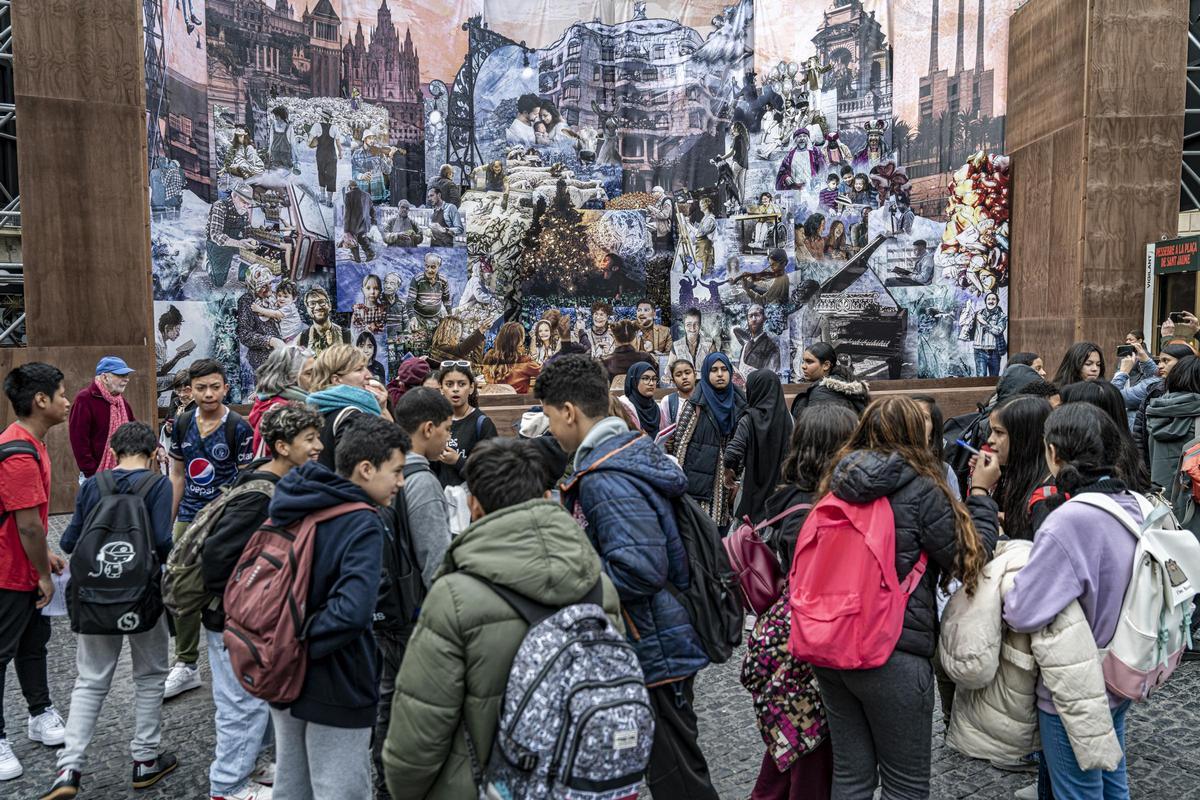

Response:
(402, 461), (431, 479)
(95, 470), (118, 498)
(131, 471), (162, 501)
(0, 441), (41, 526)
(331, 406), (360, 439)
(462, 572), (604, 628)
(1067, 493), (1161, 539)
(474, 412), (485, 439)
(173, 408), (197, 452)
(752, 503), (813, 533)
(224, 411), (241, 456)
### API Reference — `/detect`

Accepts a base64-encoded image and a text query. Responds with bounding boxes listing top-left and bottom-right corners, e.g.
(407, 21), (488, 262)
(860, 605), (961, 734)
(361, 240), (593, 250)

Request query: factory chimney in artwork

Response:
(928, 0), (939, 74)
(975, 0), (985, 72)
(954, 0), (965, 75)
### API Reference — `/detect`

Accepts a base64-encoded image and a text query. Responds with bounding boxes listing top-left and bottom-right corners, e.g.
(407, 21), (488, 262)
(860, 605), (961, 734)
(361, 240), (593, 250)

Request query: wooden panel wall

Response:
(12, 0), (155, 511)
(1007, 0), (1188, 376)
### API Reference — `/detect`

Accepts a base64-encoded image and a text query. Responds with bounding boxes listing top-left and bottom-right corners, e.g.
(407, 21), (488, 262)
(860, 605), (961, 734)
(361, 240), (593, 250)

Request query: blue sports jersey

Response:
(169, 410), (255, 522)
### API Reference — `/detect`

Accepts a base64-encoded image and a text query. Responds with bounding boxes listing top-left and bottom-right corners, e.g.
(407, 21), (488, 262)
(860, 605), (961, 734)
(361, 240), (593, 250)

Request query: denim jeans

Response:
(1039, 702), (1129, 800)
(974, 348), (1002, 377)
(208, 629), (273, 795)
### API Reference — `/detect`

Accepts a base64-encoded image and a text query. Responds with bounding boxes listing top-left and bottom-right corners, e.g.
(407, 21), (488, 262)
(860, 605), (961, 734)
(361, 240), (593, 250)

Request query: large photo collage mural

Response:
(147, 0), (1014, 402)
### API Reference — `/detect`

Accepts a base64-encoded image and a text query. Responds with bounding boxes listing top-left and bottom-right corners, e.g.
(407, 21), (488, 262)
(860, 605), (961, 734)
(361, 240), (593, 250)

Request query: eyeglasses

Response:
(440, 360), (471, 368)
(639, 374), (659, 384)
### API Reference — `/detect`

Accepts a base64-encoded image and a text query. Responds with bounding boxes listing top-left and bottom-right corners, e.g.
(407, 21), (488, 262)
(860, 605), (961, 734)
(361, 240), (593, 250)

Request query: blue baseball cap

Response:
(95, 356), (135, 376)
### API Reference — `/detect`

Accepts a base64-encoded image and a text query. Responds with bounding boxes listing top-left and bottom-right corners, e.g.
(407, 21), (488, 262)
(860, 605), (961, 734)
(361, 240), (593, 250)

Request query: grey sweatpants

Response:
(814, 649), (934, 800)
(270, 707), (372, 800)
(56, 616), (169, 772)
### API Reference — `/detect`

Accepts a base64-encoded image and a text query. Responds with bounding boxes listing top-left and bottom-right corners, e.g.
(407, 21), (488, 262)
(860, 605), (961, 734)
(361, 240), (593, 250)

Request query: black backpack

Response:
(0, 440), (40, 526)
(374, 461), (431, 634)
(669, 494), (743, 664)
(943, 403), (989, 497)
(67, 472), (164, 635)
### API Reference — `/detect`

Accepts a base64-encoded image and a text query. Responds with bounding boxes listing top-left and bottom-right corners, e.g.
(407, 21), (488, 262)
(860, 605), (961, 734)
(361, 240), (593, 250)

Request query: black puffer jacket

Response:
(790, 376), (870, 419)
(828, 450), (999, 658)
(1133, 381), (1166, 473)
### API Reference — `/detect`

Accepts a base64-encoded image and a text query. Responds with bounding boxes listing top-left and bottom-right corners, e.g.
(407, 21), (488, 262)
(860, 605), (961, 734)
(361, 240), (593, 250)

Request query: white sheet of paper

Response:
(41, 564), (70, 617)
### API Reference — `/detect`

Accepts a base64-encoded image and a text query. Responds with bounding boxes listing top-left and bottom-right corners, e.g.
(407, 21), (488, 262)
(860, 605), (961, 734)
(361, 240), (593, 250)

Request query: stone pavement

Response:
(5, 517), (1200, 799)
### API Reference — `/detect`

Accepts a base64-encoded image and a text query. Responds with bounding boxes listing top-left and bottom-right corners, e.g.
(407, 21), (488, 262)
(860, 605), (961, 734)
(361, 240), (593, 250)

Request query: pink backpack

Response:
(724, 504), (810, 615)
(787, 494), (927, 670)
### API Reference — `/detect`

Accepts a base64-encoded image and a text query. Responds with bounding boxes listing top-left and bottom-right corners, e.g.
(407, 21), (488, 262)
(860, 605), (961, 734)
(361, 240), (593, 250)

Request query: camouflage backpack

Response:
(162, 478), (276, 618)
(463, 575), (653, 800)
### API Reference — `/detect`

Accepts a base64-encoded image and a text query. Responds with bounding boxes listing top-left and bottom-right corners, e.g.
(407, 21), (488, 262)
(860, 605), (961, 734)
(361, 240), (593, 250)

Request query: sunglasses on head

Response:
(441, 360), (471, 368)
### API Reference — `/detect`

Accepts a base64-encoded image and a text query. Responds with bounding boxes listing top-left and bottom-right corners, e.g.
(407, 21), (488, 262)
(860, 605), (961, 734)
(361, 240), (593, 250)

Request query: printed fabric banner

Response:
(147, 0), (1014, 400)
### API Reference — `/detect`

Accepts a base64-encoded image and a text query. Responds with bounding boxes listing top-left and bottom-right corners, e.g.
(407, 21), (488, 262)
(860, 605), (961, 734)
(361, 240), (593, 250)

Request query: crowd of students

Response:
(0, 329), (1196, 800)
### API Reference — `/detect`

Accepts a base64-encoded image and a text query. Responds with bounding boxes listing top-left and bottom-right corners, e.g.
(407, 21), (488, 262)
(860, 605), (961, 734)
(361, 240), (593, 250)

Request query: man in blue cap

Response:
(68, 356), (137, 481)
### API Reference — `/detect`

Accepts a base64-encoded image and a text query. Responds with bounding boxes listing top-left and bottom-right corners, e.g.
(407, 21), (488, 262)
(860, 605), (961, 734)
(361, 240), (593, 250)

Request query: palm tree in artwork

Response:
(891, 117), (913, 164)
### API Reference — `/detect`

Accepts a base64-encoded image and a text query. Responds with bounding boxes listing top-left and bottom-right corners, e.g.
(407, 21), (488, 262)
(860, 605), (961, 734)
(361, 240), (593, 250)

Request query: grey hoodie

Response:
(403, 451), (451, 588)
(1145, 391), (1200, 488)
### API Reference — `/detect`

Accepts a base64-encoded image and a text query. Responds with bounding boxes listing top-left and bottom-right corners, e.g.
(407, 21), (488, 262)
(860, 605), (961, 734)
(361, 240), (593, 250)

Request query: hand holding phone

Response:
(1116, 344), (1135, 359)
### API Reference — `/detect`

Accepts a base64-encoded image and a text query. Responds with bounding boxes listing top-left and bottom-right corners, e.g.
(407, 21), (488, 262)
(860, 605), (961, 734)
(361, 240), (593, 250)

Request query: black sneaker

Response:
(131, 753), (178, 790)
(40, 769), (81, 799)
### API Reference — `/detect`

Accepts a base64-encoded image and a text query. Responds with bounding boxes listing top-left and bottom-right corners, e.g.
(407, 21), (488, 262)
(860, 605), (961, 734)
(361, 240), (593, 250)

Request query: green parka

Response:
(382, 498), (624, 800)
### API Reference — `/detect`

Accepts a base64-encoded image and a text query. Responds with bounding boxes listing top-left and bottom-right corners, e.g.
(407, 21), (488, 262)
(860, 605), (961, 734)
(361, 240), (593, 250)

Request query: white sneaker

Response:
(163, 662), (202, 699)
(212, 783), (273, 800)
(27, 706), (65, 746)
(1013, 783), (1039, 800)
(250, 762), (275, 787)
(0, 738), (22, 780)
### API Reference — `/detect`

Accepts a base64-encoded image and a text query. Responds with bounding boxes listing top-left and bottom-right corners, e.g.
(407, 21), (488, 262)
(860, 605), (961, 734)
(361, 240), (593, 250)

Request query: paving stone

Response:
(6, 516), (1200, 798)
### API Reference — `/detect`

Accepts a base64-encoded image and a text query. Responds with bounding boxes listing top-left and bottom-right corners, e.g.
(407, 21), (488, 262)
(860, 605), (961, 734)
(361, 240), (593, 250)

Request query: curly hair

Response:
(259, 402), (326, 457)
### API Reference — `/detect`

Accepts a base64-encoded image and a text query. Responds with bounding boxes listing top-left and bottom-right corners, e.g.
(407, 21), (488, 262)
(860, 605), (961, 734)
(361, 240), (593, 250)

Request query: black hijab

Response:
(734, 369), (792, 519)
(624, 361), (661, 439)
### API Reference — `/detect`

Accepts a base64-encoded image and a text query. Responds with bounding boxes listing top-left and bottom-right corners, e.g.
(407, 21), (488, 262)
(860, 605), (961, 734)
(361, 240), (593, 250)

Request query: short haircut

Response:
(768, 248), (787, 265)
(158, 304), (183, 334)
(826, 173), (839, 183)
(590, 301), (613, 316)
(259, 402), (325, 456)
(335, 414), (411, 478)
(685, 307), (702, 321)
(304, 285), (331, 304)
(464, 438), (548, 514)
(3, 362), (64, 417)
(1008, 351), (1040, 368)
(635, 298), (653, 310)
(188, 358), (227, 383)
(109, 422), (158, 458)
(534, 355), (609, 418)
(517, 93), (541, 113)
(1015, 378), (1060, 400)
(428, 186), (442, 198)
(393, 387), (453, 437)
(275, 279), (298, 297)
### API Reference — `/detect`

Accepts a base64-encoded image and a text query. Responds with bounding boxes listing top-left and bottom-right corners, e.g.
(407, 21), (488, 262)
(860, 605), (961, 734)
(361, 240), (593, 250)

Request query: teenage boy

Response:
(268, 414), (409, 800)
(536, 355), (718, 799)
(0, 363), (69, 781)
(42, 422), (176, 799)
(383, 438), (623, 798)
(201, 403), (326, 800)
(392, 387), (453, 588)
(166, 359), (255, 698)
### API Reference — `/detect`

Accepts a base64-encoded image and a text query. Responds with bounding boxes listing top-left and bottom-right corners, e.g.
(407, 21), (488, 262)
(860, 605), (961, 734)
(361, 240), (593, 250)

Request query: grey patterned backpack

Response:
(463, 574), (654, 800)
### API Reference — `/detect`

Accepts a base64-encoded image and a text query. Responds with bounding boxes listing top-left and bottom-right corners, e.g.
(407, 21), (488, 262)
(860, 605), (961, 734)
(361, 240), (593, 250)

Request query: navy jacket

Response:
(562, 431), (709, 685)
(268, 461), (384, 728)
(62, 469), (173, 561)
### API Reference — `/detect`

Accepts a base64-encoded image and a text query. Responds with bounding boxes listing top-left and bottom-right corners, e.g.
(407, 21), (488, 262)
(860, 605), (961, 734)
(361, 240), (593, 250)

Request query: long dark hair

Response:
(1058, 380), (1149, 491)
(1052, 341), (1105, 386)
(1041, 403), (1127, 514)
(780, 405), (857, 490)
(820, 397), (987, 593)
(806, 341), (854, 381)
(1166, 354), (1200, 393)
(911, 394), (945, 461)
(991, 396), (1052, 541)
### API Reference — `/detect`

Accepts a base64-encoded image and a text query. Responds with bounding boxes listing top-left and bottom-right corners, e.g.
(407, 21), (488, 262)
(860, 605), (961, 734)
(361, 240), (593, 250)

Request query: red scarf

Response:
(96, 379), (130, 472)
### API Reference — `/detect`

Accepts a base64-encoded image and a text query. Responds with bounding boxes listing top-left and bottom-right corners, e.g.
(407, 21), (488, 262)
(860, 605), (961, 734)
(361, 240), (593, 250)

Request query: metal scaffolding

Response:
(0, 0), (21, 345)
(1184, 0), (1200, 212)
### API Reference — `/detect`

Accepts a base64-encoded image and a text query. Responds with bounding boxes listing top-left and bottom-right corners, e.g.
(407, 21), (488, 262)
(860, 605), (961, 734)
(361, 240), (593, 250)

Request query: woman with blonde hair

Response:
(429, 315), (486, 365)
(307, 343), (392, 467)
(806, 396), (996, 798)
(482, 321), (540, 393)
